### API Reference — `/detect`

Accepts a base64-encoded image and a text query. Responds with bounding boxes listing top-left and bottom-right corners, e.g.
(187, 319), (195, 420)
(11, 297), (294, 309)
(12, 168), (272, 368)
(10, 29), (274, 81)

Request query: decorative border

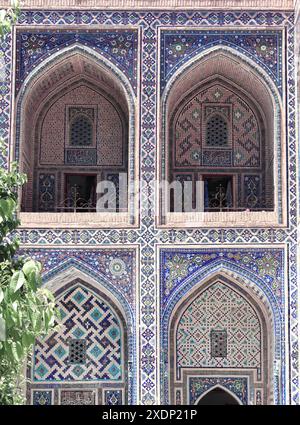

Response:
(0, 1), (294, 9)
(188, 376), (248, 405)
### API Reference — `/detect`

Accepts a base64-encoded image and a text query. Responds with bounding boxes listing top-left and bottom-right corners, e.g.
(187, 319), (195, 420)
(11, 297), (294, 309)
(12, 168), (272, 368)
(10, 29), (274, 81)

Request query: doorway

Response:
(198, 387), (240, 405)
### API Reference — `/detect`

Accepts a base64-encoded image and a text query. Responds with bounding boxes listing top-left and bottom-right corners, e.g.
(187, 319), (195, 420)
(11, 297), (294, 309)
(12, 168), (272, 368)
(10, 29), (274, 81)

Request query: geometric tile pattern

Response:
(177, 281), (261, 371)
(33, 284), (123, 382)
(174, 84), (260, 168)
(39, 85), (125, 167)
(189, 377), (248, 405)
(32, 390), (52, 406)
(104, 390), (123, 405)
(160, 247), (285, 404)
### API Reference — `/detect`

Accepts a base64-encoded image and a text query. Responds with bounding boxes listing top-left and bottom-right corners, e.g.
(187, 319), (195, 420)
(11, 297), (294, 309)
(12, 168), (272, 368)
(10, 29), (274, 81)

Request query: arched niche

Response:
(168, 274), (274, 405)
(196, 385), (242, 405)
(159, 47), (285, 228)
(15, 46), (138, 228)
(27, 276), (129, 406)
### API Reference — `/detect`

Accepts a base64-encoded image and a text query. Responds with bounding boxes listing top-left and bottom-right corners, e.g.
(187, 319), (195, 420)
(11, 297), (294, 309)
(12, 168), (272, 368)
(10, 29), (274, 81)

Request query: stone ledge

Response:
(0, 0), (294, 10)
(161, 211), (282, 228)
(19, 212), (134, 228)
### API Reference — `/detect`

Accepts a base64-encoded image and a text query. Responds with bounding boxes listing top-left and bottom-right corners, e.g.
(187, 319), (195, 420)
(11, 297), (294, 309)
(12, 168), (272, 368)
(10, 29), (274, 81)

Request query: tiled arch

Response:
(158, 45), (285, 227)
(15, 44), (138, 226)
(194, 383), (244, 405)
(167, 273), (274, 405)
(27, 269), (133, 405)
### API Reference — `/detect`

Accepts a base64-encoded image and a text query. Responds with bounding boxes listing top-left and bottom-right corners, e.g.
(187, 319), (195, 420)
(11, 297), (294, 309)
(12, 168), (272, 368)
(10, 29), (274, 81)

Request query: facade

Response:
(0, 0), (299, 405)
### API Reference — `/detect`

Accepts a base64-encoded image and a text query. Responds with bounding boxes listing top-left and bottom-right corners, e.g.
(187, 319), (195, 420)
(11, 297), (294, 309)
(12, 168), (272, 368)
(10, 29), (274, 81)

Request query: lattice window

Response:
(210, 330), (227, 358)
(68, 339), (87, 364)
(70, 115), (93, 146)
(206, 115), (228, 147)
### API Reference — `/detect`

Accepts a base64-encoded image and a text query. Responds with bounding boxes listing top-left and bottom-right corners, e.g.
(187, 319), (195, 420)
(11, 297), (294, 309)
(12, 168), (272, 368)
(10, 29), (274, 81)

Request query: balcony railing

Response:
(56, 185), (96, 213)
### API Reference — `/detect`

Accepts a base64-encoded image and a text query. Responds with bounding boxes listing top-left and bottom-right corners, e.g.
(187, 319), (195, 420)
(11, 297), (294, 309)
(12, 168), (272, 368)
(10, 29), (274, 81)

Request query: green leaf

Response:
(11, 342), (20, 363)
(9, 271), (25, 293)
(22, 260), (37, 277)
(22, 260), (41, 291)
(0, 198), (16, 220)
(21, 333), (35, 348)
(0, 288), (3, 304)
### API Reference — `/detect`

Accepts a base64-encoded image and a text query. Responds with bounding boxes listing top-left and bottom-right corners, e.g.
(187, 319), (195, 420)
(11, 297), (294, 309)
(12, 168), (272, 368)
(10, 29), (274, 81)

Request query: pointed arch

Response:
(15, 44), (138, 225)
(42, 262), (134, 328)
(166, 272), (275, 405)
(158, 45), (285, 226)
(27, 265), (136, 405)
(195, 384), (243, 405)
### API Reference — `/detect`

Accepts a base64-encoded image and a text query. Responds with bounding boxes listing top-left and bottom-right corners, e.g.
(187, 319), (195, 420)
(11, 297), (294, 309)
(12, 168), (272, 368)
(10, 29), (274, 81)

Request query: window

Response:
(204, 176), (233, 211)
(62, 174), (97, 212)
(70, 113), (93, 146)
(211, 330), (227, 358)
(206, 114), (228, 147)
(68, 339), (87, 365)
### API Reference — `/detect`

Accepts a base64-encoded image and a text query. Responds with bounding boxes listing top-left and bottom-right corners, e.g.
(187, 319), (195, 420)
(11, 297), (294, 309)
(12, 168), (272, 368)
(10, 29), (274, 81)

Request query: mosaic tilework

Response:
(161, 30), (283, 94)
(189, 377), (248, 405)
(32, 390), (52, 406)
(19, 248), (136, 306)
(177, 281), (261, 371)
(174, 83), (261, 168)
(161, 249), (284, 304)
(33, 284), (123, 382)
(4, 9), (297, 405)
(104, 390), (123, 405)
(60, 390), (96, 405)
(40, 85), (125, 167)
(65, 148), (97, 166)
(160, 247), (284, 404)
(0, 32), (12, 168)
(16, 30), (138, 94)
(38, 173), (55, 211)
(243, 175), (261, 208)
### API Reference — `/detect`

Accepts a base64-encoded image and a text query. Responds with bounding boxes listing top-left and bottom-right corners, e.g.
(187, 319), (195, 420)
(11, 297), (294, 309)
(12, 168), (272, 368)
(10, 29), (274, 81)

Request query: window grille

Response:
(211, 330), (227, 357)
(68, 339), (87, 364)
(206, 115), (228, 147)
(70, 115), (93, 146)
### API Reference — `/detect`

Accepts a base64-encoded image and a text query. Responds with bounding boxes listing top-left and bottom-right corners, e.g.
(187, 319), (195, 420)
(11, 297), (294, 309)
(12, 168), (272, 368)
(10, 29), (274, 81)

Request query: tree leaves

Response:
(22, 260), (42, 291)
(9, 271), (25, 293)
(0, 198), (16, 221)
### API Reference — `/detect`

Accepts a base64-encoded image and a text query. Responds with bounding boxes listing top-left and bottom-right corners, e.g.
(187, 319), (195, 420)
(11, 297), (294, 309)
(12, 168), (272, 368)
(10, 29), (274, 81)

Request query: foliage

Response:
(0, 3), (60, 405)
(0, 0), (20, 37)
